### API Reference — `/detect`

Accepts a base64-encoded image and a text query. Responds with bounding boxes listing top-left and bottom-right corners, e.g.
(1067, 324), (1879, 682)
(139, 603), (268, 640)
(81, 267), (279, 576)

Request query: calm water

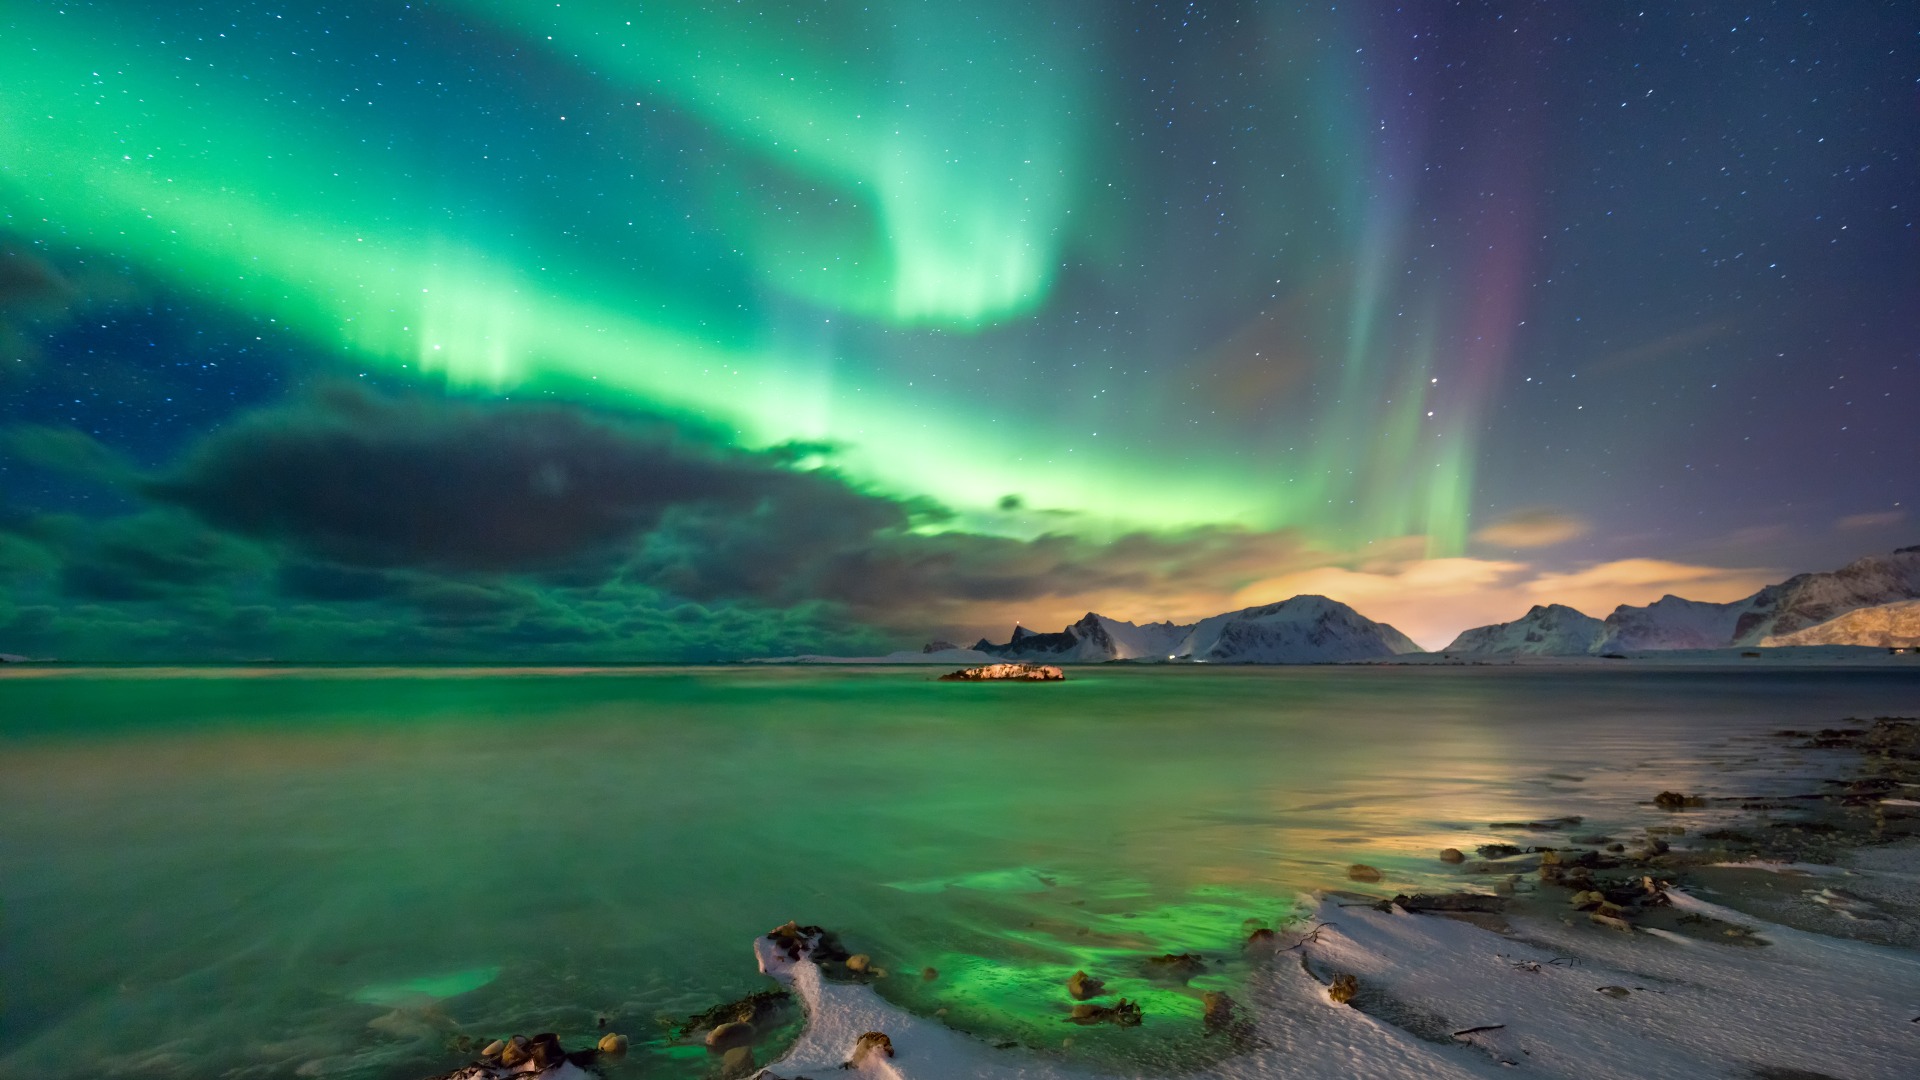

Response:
(3, 664), (1917, 1079)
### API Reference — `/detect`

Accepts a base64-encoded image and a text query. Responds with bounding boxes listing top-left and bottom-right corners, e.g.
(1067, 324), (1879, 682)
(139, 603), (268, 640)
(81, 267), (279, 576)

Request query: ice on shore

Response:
(756, 856), (1920, 1080)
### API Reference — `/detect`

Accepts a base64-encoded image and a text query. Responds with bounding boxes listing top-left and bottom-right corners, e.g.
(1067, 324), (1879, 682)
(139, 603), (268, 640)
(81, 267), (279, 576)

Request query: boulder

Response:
(1067, 970), (1106, 1000)
(720, 1046), (756, 1078)
(1201, 991), (1238, 1034)
(845, 1031), (895, 1067)
(1142, 953), (1207, 982)
(526, 1034), (565, 1069)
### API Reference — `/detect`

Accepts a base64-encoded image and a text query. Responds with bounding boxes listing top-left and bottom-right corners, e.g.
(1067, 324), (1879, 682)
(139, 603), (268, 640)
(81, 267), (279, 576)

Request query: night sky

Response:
(2, 1), (1914, 659)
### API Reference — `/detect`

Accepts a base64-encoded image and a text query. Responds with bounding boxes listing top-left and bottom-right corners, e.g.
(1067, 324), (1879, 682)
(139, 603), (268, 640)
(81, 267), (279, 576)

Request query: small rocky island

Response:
(938, 662), (1065, 682)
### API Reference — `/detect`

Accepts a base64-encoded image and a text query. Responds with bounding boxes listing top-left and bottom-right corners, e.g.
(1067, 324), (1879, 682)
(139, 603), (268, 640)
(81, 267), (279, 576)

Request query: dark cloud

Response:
(59, 513), (262, 601)
(2, 425), (135, 484)
(403, 580), (543, 628)
(2, 388), (1320, 657)
(635, 507), (1307, 632)
(144, 385), (888, 572)
(277, 560), (410, 602)
(0, 519), (888, 661)
(0, 239), (147, 367)
(134, 387), (1314, 633)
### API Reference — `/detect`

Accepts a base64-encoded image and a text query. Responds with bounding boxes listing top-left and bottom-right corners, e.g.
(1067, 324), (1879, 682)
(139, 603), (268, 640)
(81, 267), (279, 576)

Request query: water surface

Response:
(3, 665), (1916, 1078)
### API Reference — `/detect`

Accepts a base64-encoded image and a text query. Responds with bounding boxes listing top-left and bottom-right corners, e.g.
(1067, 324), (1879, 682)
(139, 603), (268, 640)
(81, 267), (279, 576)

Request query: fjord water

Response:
(4, 665), (1918, 1079)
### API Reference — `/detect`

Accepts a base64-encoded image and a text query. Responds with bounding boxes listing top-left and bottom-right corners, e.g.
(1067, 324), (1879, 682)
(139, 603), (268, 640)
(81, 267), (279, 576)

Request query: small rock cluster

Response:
(429, 1031), (616, 1079)
(1403, 717), (1920, 944)
(1066, 999), (1143, 1026)
(1059, 966), (1144, 1027)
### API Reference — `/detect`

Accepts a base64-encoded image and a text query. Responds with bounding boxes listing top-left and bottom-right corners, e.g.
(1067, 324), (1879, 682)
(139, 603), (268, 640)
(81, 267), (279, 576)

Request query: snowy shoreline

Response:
(739, 721), (1920, 1080)
(419, 717), (1920, 1080)
(748, 853), (1920, 1080)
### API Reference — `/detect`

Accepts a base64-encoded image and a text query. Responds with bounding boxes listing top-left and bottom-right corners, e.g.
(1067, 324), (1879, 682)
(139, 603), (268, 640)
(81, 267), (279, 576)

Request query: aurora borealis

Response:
(2, 1), (1914, 657)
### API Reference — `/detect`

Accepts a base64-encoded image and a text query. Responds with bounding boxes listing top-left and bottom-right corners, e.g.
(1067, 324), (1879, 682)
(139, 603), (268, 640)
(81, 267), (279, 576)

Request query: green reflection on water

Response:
(4, 665), (1915, 1078)
(352, 969), (502, 1008)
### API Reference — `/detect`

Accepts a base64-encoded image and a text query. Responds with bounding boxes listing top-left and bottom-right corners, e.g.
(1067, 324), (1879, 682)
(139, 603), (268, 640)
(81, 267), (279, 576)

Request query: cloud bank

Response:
(0, 388), (1801, 659)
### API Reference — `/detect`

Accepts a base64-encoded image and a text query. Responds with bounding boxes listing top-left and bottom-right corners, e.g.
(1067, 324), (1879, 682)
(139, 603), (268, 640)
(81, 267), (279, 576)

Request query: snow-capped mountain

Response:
(1591, 594), (1750, 652)
(1592, 546), (1920, 652)
(976, 597), (1421, 664)
(1175, 595), (1423, 663)
(1441, 604), (1605, 656)
(1444, 546), (1920, 655)
(1760, 598), (1920, 648)
(1725, 547), (1920, 644)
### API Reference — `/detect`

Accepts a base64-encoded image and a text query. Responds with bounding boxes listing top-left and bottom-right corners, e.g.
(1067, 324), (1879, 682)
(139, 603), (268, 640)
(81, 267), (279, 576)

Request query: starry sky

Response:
(1, 0), (1914, 659)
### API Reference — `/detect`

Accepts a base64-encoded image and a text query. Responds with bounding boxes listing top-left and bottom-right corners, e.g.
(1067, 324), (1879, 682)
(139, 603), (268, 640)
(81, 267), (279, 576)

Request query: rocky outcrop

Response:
(428, 1032), (598, 1079)
(937, 663), (1066, 681)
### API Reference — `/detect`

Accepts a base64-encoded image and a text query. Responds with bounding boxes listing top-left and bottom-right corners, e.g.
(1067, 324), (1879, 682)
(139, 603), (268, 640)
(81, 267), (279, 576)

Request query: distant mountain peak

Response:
(972, 596), (1420, 664)
(1443, 603), (1604, 656)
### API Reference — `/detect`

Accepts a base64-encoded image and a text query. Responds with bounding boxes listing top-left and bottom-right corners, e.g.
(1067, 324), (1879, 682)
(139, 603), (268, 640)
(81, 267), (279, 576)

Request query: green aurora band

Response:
(2, 1), (1498, 550)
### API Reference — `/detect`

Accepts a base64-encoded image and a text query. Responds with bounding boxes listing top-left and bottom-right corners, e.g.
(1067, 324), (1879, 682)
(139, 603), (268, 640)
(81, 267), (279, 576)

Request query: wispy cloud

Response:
(1836, 510), (1905, 531)
(1471, 507), (1589, 549)
(1520, 558), (1774, 611)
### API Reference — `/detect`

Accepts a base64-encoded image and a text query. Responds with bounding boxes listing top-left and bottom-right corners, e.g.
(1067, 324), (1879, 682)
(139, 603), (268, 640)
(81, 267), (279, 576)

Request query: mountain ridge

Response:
(971, 595), (1423, 664)
(1440, 546), (1920, 656)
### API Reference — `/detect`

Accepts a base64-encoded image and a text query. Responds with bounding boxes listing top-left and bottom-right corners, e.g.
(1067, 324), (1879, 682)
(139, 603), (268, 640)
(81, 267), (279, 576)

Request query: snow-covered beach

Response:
(443, 719), (1920, 1080)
